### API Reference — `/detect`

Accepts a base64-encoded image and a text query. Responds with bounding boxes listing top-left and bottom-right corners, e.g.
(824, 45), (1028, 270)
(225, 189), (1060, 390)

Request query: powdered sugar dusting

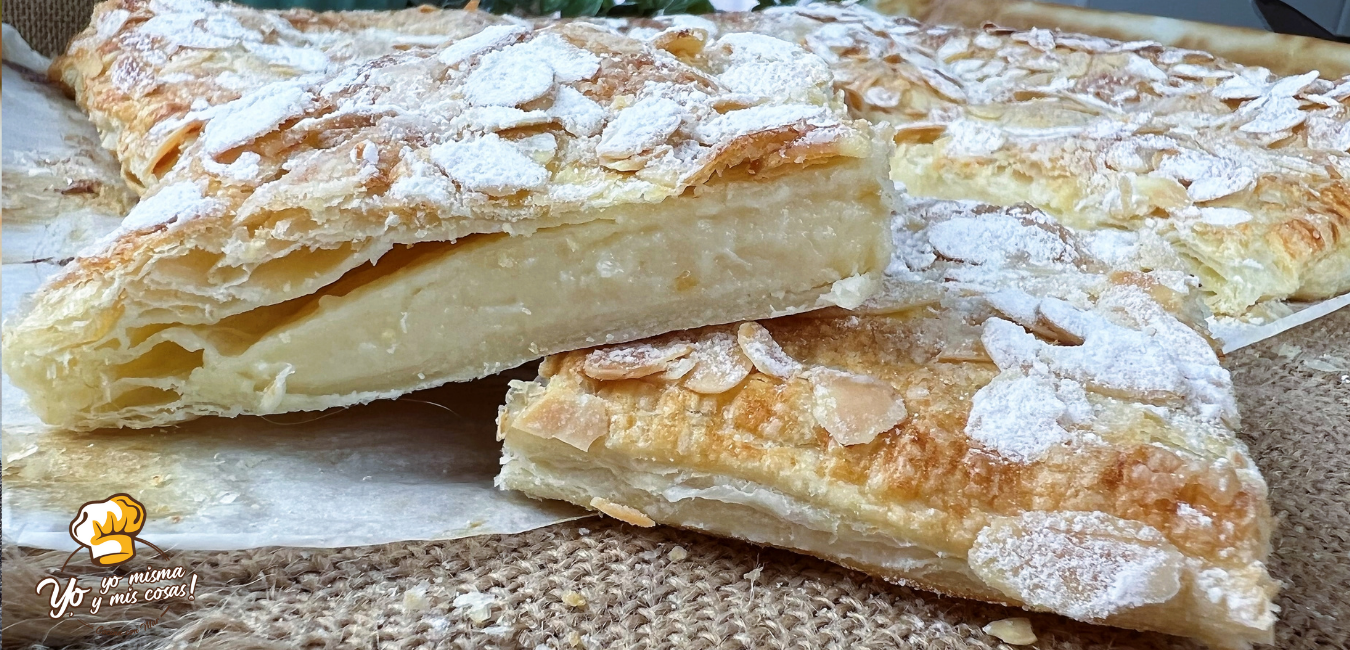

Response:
(119, 181), (221, 232)
(969, 511), (1185, 620)
(550, 86), (606, 137)
(464, 42), (555, 107)
(596, 96), (687, 162)
(429, 134), (549, 196)
(437, 24), (528, 67)
(695, 104), (826, 144)
(198, 81), (314, 157)
(965, 372), (1075, 462)
(927, 215), (1076, 267)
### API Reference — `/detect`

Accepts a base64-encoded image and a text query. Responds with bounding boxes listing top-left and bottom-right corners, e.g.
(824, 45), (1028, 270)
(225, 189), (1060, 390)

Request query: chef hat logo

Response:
(68, 494), (148, 566)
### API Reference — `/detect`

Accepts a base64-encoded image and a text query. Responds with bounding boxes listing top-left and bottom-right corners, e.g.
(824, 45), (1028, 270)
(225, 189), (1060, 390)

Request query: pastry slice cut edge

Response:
(2, 14), (894, 431)
(496, 199), (1279, 649)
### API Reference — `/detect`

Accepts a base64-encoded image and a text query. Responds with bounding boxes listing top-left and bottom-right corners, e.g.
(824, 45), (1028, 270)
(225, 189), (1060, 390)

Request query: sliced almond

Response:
(1036, 297), (1099, 344)
(589, 498), (655, 527)
(582, 341), (694, 381)
(651, 27), (708, 59)
(658, 356), (697, 382)
(983, 618), (1036, 645)
(807, 367), (907, 446)
(736, 322), (803, 380)
(969, 511), (1184, 621)
(511, 390), (609, 452)
(682, 332), (754, 394)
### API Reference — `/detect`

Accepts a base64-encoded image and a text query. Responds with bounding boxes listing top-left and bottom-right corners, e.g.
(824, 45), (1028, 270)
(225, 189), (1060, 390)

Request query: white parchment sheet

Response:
(1, 27), (1344, 552)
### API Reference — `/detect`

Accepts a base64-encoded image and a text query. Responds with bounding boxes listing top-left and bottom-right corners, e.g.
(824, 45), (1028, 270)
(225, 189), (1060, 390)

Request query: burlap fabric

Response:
(3, 5), (1349, 649)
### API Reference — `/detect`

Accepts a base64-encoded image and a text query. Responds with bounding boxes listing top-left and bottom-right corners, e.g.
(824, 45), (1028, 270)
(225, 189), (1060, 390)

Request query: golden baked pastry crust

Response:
(498, 198), (1277, 649)
(901, 0), (1350, 79)
(56, 2), (1350, 317)
(6, 0), (892, 431)
(624, 5), (1350, 317)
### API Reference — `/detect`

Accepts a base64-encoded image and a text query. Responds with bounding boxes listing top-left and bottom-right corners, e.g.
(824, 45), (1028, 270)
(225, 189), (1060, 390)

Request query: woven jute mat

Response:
(3, 5), (1350, 649)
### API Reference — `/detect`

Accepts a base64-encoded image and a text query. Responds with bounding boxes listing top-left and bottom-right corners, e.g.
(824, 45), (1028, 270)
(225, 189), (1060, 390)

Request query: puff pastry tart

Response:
(622, 5), (1350, 317)
(4, 2), (894, 431)
(498, 197), (1278, 649)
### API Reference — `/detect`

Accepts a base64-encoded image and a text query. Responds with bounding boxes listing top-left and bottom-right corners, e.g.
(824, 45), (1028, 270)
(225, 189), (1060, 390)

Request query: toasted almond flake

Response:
(582, 341), (694, 381)
(658, 356), (697, 382)
(737, 323), (802, 379)
(682, 332), (754, 394)
(590, 498), (655, 527)
(464, 42), (555, 107)
(969, 511), (1184, 621)
(512, 390), (609, 451)
(983, 618), (1037, 645)
(807, 367), (907, 446)
(437, 24), (528, 67)
(597, 96), (686, 163)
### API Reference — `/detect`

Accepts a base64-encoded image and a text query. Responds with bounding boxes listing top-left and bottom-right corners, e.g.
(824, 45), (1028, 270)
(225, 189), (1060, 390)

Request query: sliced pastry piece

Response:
(620, 4), (1350, 317)
(498, 198), (1277, 649)
(3, 16), (893, 431)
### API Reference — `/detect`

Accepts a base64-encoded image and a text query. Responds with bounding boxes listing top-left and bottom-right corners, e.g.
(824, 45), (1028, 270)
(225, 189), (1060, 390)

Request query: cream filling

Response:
(102, 158), (890, 418)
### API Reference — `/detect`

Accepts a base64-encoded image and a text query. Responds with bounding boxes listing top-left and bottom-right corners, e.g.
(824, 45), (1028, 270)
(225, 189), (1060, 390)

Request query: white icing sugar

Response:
(695, 104), (826, 144)
(550, 86), (606, 137)
(1212, 75), (1264, 100)
(453, 106), (551, 133)
(524, 33), (601, 84)
(965, 372), (1073, 463)
(198, 81), (314, 157)
(1196, 207), (1253, 226)
(119, 182), (220, 232)
(1080, 229), (1141, 268)
(596, 96), (686, 161)
(242, 42), (331, 72)
(1152, 150), (1255, 203)
(1305, 116), (1350, 152)
(927, 215), (1076, 267)
(886, 218), (937, 276)
(464, 42), (554, 107)
(201, 151), (261, 181)
(1056, 378), (1095, 425)
(428, 134), (549, 196)
(980, 317), (1044, 371)
(1238, 95), (1307, 134)
(95, 9), (131, 39)
(943, 119), (1006, 157)
(437, 24), (528, 67)
(985, 291), (1041, 329)
(969, 511), (1184, 621)
(138, 12), (235, 50)
(1123, 54), (1168, 82)
(712, 32), (833, 102)
(1044, 321), (1188, 400)
(1268, 70), (1320, 97)
(388, 156), (452, 204)
(514, 133), (558, 164)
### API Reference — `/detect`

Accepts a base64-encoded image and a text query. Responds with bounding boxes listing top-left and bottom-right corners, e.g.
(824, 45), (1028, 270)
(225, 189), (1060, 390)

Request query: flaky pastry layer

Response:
(497, 199), (1278, 649)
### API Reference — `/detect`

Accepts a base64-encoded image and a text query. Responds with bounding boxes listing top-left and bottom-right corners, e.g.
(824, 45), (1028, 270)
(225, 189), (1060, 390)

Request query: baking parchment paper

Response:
(1, 27), (586, 552)
(1, 26), (1344, 552)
